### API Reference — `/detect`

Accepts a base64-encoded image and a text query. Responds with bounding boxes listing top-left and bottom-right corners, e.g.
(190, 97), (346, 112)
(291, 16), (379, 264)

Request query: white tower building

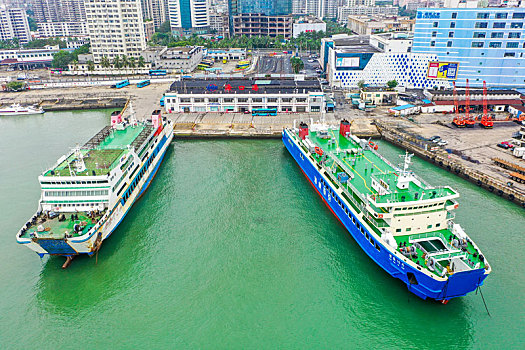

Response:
(85, 0), (147, 63)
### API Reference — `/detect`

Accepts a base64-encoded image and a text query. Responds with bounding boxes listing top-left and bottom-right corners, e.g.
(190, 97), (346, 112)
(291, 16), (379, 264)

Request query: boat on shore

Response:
(0, 103), (44, 116)
(16, 110), (173, 267)
(283, 118), (491, 303)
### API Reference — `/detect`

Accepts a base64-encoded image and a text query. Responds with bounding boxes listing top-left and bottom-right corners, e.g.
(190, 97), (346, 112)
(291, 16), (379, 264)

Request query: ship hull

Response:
(18, 125), (173, 258)
(283, 129), (488, 301)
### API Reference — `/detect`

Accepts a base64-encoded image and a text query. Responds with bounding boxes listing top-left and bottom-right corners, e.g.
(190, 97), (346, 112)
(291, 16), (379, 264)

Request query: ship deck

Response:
(20, 211), (104, 239)
(308, 130), (455, 203)
(44, 125), (146, 177)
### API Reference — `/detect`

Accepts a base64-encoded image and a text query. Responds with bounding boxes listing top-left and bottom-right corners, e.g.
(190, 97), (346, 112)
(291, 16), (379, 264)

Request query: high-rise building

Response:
(292, 0), (306, 14)
(304, 0), (340, 18)
(32, 0), (86, 23)
(168, 0), (210, 36)
(0, 6), (31, 44)
(237, 0), (292, 16)
(140, 0), (169, 29)
(85, 0), (147, 63)
(413, 7), (525, 88)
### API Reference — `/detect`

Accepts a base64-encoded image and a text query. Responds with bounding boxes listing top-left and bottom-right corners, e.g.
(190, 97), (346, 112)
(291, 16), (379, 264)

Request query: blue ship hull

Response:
(283, 129), (489, 302)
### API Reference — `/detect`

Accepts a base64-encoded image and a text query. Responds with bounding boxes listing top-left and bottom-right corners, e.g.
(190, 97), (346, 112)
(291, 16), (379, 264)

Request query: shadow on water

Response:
(35, 145), (176, 313)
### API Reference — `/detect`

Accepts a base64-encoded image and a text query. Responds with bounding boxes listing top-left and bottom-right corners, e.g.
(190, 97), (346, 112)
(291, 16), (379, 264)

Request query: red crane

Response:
(452, 81), (465, 127)
(480, 81), (493, 128)
(465, 79), (476, 127)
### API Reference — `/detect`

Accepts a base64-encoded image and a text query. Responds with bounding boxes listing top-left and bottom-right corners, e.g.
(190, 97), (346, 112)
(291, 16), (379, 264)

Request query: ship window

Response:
(406, 228), (412, 232)
(365, 232), (369, 239)
(427, 224), (432, 229)
(369, 237), (374, 245)
(436, 223), (441, 227)
(396, 228), (401, 232)
(375, 242), (381, 251)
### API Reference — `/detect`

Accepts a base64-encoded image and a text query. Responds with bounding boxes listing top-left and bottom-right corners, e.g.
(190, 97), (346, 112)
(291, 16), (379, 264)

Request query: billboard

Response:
(336, 57), (360, 68)
(427, 62), (459, 80)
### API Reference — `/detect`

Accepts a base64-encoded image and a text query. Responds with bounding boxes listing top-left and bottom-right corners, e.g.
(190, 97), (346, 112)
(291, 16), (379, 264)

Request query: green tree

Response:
(100, 56), (111, 68)
(87, 60), (95, 72)
(138, 56), (146, 68)
(52, 50), (73, 69)
(128, 56), (136, 69)
(386, 80), (398, 89)
(290, 57), (304, 74)
(357, 80), (366, 90)
(0, 38), (19, 49)
(71, 59), (78, 71)
(112, 56), (121, 69)
(6, 81), (25, 91)
(157, 21), (171, 33)
(25, 38), (66, 49)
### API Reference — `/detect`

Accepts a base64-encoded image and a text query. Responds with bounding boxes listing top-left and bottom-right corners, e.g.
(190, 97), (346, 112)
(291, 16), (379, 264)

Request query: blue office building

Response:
(237, 0), (291, 16)
(413, 8), (525, 88)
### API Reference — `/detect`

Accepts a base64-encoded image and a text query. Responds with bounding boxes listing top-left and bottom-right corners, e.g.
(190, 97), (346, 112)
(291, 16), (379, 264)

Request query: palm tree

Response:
(128, 56), (136, 73)
(71, 59), (78, 73)
(87, 60), (95, 78)
(100, 56), (111, 69)
(121, 55), (129, 73)
(138, 56), (145, 68)
(112, 55), (121, 70)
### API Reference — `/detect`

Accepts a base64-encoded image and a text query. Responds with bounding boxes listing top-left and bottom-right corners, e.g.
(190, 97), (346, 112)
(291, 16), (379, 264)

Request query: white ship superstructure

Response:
(16, 110), (173, 265)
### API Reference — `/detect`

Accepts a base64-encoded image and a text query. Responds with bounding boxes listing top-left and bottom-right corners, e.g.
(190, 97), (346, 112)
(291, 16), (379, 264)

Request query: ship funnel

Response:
(340, 119), (351, 137)
(110, 110), (122, 127)
(152, 110), (163, 129)
(299, 122), (309, 140)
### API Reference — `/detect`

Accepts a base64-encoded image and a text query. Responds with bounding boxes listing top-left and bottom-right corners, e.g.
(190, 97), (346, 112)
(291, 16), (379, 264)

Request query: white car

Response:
(308, 59), (315, 63)
(438, 140), (448, 146)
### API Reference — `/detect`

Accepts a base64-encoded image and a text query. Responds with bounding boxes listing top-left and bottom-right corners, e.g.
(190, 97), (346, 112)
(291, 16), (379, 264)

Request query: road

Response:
(253, 55), (293, 75)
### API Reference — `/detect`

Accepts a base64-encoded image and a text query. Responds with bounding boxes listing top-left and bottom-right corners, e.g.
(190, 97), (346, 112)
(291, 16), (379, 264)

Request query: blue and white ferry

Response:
(283, 118), (491, 303)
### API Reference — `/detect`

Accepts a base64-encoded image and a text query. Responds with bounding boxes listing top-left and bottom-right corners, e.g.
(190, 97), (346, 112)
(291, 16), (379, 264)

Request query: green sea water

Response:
(0, 110), (524, 349)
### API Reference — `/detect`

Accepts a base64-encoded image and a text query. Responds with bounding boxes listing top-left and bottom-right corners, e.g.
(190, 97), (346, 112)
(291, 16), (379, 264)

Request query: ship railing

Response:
(363, 212), (390, 228)
(409, 231), (454, 251)
(372, 186), (456, 205)
(430, 251), (468, 262)
(323, 165), (366, 214)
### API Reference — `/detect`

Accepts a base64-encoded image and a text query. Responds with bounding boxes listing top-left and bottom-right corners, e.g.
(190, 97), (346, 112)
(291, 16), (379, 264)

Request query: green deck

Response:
(44, 125), (145, 177)
(297, 127), (484, 277)
(21, 212), (103, 239)
(307, 130), (456, 204)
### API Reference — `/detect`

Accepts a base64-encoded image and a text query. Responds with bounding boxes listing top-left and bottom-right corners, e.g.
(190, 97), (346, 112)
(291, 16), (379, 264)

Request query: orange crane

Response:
(465, 79), (476, 127)
(452, 81), (466, 127)
(480, 81), (493, 128)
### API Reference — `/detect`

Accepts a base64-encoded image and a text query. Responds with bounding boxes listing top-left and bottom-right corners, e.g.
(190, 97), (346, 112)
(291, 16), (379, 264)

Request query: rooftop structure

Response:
(337, 6), (399, 25)
(165, 77), (326, 113)
(347, 15), (414, 36)
(140, 46), (203, 72)
(0, 46), (60, 69)
(293, 16), (326, 38)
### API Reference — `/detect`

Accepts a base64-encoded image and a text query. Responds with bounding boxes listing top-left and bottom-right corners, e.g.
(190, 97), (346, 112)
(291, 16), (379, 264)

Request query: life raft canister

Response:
(369, 141), (378, 150)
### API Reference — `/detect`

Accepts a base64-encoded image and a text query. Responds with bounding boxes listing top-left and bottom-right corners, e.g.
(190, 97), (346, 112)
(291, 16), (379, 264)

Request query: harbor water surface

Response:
(0, 110), (523, 348)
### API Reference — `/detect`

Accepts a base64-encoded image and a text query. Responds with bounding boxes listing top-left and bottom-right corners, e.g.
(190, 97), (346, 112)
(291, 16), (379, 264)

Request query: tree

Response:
(386, 80), (398, 89)
(128, 56), (136, 69)
(87, 60), (95, 72)
(0, 38), (19, 49)
(357, 80), (366, 90)
(290, 57), (304, 74)
(138, 56), (145, 68)
(52, 50), (73, 69)
(71, 59), (78, 72)
(112, 56), (121, 69)
(100, 56), (111, 69)
(6, 81), (25, 91)
(157, 21), (171, 33)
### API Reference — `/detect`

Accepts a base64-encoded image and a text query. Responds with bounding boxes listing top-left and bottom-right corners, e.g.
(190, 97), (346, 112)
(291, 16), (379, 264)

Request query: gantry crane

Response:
(480, 81), (494, 128)
(465, 79), (476, 127)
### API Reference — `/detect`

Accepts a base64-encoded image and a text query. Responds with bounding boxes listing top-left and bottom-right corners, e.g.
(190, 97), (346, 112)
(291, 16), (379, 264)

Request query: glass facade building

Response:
(412, 8), (525, 88)
(237, 0), (291, 16)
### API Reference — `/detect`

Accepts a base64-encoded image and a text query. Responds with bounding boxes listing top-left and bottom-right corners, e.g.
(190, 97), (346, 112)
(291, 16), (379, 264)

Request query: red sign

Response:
(252, 84), (258, 91)
(239, 86), (245, 90)
(224, 84), (232, 92)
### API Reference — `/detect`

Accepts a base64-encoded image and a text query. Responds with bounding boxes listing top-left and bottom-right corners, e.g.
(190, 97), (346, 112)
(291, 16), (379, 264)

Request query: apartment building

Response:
(0, 6), (31, 44)
(233, 12), (292, 38)
(169, 0), (210, 36)
(85, 0), (147, 63)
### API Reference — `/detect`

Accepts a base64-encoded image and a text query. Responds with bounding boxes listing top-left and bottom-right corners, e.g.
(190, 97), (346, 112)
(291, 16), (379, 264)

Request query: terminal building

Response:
(164, 77), (326, 113)
(320, 33), (450, 89)
(140, 46), (203, 72)
(412, 8), (525, 88)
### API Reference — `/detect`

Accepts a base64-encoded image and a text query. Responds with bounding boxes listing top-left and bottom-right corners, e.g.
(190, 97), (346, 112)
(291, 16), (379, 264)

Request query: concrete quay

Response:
(165, 112), (380, 138)
(376, 120), (525, 208)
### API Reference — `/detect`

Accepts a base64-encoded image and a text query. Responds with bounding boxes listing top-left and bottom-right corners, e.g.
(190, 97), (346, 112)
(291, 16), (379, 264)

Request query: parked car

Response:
(432, 137), (442, 143)
(308, 59), (315, 63)
(501, 141), (515, 149)
(497, 143), (510, 149)
(437, 140), (448, 146)
(428, 135), (441, 142)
